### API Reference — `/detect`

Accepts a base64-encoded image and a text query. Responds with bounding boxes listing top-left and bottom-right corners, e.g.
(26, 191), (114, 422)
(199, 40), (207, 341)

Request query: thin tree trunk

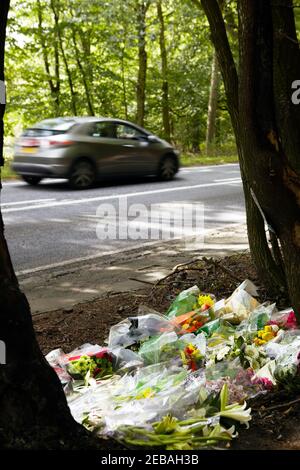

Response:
(70, 23), (94, 116)
(37, 0), (60, 115)
(157, 0), (171, 141)
(135, 1), (149, 127)
(206, 52), (220, 155)
(121, 47), (128, 120)
(50, 0), (77, 116)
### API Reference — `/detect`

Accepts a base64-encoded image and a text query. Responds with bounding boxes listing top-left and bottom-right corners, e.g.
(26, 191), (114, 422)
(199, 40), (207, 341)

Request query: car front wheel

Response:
(158, 156), (178, 181)
(21, 175), (43, 186)
(69, 160), (96, 189)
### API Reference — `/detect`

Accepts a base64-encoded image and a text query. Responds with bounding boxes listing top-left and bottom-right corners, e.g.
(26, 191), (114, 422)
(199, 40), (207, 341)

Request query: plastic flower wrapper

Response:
(45, 348), (72, 385)
(166, 285), (200, 319)
(268, 309), (298, 330)
(138, 332), (183, 365)
(138, 330), (207, 367)
(271, 335), (300, 391)
(215, 280), (260, 324)
(171, 309), (211, 334)
(236, 303), (276, 335)
(108, 309), (174, 349)
(197, 318), (221, 337)
(70, 364), (206, 435)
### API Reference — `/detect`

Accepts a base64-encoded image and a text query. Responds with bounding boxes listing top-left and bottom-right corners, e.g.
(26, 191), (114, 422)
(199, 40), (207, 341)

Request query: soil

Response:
(32, 252), (300, 451)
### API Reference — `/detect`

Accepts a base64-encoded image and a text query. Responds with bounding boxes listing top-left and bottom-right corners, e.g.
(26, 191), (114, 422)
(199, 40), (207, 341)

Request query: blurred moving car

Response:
(12, 117), (180, 189)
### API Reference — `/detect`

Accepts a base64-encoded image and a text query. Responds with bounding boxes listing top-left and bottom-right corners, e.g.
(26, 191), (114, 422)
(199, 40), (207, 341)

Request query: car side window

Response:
(91, 122), (117, 139)
(116, 124), (145, 140)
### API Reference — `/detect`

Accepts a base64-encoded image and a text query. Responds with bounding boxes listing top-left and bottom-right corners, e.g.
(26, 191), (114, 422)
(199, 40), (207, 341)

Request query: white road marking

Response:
(2, 178), (242, 214)
(15, 240), (170, 276)
(214, 178), (241, 182)
(1, 198), (56, 207)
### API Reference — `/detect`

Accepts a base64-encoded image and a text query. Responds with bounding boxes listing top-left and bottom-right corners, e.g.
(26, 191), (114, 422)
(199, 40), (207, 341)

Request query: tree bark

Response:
(200, 0), (286, 297)
(206, 51), (220, 154)
(50, 0), (78, 116)
(37, 0), (60, 115)
(69, 12), (95, 116)
(237, 0), (300, 318)
(157, 0), (171, 141)
(135, 1), (150, 127)
(0, 1), (103, 448)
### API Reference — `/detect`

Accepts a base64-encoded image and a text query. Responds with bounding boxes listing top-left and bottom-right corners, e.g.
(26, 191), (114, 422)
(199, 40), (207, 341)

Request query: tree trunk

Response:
(206, 52), (220, 155)
(157, 0), (171, 141)
(50, 0), (77, 116)
(121, 46), (128, 120)
(0, 1), (103, 448)
(201, 0), (300, 319)
(37, 0), (60, 115)
(200, 0), (287, 298)
(70, 18), (94, 116)
(135, 1), (149, 127)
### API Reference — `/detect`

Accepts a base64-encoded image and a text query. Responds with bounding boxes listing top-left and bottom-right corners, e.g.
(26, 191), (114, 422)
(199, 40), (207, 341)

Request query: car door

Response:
(114, 123), (157, 175)
(84, 121), (126, 176)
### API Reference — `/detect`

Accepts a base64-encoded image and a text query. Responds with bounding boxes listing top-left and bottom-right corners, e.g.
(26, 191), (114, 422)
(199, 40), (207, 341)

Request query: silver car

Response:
(12, 117), (180, 189)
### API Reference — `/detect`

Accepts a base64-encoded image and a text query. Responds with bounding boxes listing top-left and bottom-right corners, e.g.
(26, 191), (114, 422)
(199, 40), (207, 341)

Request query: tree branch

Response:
(200, 0), (239, 135)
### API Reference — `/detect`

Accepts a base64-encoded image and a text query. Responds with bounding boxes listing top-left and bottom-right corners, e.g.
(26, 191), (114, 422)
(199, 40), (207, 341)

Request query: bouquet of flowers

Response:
(181, 343), (204, 371)
(66, 349), (114, 381)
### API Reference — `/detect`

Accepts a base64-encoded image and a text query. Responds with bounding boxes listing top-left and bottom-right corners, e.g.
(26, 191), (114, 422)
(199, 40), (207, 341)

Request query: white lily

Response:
(217, 402), (252, 428)
(217, 383), (252, 428)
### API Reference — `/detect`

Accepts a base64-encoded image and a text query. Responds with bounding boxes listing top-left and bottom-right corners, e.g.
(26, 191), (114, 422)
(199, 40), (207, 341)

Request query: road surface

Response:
(2, 164), (245, 274)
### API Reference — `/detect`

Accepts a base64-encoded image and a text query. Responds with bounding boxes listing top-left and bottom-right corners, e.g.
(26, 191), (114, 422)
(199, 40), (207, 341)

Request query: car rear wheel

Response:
(158, 156), (178, 181)
(69, 160), (96, 189)
(21, 175), (43, 186)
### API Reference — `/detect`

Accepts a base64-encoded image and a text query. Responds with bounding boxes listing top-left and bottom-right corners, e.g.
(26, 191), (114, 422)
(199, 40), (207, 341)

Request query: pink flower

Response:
(285, 311), (297, 329)
(252, 377), (274, 390)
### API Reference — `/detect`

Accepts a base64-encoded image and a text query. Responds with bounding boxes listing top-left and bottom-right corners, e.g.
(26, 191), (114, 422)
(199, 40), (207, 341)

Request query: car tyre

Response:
(21, 175), (43, 186)
(69, 160), (96, 189)
(158, 155), (178, 181)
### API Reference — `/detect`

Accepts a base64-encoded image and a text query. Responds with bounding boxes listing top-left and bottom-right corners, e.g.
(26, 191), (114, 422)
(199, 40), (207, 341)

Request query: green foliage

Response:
(4, 0), (235, 151)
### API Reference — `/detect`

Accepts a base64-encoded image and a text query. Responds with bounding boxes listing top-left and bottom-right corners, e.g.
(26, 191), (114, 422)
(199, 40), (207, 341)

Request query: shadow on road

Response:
(15, 175), (185, 193)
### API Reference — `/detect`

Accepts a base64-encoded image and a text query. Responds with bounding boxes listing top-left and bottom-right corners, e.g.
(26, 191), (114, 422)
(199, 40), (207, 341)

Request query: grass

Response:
(1, 158), (16, 180)
(180, 153), (238, 167)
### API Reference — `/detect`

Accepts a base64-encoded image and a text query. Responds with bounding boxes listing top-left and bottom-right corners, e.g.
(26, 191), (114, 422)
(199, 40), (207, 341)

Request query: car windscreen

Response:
(22, 119), (77, 137)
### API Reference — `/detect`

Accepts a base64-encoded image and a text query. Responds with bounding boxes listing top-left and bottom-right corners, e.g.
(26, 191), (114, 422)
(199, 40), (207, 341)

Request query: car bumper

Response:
(11, 162), (67, 178)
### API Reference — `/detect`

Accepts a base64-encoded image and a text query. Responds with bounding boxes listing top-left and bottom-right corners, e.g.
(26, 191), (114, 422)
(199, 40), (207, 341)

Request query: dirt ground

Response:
(33, 253), (300, 450)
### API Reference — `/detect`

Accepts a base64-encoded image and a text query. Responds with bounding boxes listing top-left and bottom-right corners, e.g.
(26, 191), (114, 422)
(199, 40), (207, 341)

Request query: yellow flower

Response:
(254, 325), (277, 346)
(264, 325), (273, 333)
(197, 294), (215, 308)
(261, 332), (274, 342)
(136, 387), (154, 400)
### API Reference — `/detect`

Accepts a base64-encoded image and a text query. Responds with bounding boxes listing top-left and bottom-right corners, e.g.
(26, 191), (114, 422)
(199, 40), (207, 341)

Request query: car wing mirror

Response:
(147, 135), (159, 143)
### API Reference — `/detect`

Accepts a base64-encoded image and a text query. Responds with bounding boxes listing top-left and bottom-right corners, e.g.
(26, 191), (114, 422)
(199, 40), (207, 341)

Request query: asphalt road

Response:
(2, 164), (245, 274)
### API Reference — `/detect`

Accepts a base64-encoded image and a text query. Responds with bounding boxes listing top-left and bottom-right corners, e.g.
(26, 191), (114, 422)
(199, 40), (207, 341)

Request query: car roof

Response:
(32, 117), (150, 133)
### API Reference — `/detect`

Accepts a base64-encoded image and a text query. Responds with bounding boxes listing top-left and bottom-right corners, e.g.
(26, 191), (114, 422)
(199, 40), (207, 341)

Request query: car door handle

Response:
(122, 144), (134, 147)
